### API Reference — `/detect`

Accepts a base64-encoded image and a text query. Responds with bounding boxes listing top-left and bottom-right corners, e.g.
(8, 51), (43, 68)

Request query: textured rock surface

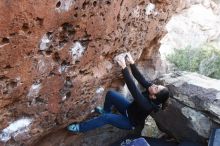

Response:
(141, 116), (163, 138)
(34, 124), (143, 146)
(152, 71), (220, 144)
(0, 0), (179, 145)
(160, 0), (220, 57)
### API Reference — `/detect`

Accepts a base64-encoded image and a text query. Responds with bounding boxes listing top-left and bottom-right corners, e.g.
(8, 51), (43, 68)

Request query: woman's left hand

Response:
(115, 55), (126, 69)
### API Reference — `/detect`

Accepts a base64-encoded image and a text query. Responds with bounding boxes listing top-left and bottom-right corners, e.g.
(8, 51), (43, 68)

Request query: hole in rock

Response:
(4, 65), (12, 69)
(53, 52), (61, 63)
(49, 71), (55, 77)
(117, 14), (120, 21)
(74, 13), (78, 17)
(46, 50), (53, 55)
(93, 1), (97, 7)
(62, 23), (75, 35)
(9, 33), (17, 36)
(120, 0), (124, 6)
(22, 23), (29, 31)
(100, 12), (104, 16)
(80, 40), (90, 48)
(35, 96), (45, 103)
(139, 1), (145, 5)
(56, 1), (61, 8)
(66, 91), (71, 98)
(26, 51), (33, 56)
(7, 80), (18, 90)
(36, 17), (44, 26)
(0, 75), (8, 80)
(46, 32), (53, 39)
(3, 90), (8, 94)
(2, 37), (10, 44)
(59, 40), (68, 48)
(82, 1), (89, 10)
(75, 25), (80, 29)
(106, 1), (111, 5)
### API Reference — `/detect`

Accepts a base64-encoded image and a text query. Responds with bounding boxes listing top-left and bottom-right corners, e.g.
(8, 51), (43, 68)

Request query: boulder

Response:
(152, 71), (220, 144)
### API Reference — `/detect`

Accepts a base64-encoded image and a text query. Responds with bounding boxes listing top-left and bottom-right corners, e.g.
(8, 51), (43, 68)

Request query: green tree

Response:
(166, 45), (220, 79)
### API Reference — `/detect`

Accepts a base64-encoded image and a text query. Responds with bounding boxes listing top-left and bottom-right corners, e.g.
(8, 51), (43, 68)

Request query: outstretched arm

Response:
(125, 53), (152, 88)
(122, 67), (154, 111)
(114, 54), (154, 111)
(130, 63), (152, 88)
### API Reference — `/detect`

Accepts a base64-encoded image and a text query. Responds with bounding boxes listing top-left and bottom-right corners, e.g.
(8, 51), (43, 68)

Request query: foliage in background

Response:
(166, 45), (220, 79)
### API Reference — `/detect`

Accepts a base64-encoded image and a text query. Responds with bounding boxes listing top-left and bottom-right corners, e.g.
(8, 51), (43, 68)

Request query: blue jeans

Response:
(79, 90), (134, 132)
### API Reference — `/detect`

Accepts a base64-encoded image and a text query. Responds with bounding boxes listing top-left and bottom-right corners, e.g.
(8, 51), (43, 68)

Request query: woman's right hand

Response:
(126, 52), (135, 64)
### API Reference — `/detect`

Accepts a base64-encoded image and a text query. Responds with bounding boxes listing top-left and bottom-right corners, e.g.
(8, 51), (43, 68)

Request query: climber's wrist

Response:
(121, 64), (126, 69)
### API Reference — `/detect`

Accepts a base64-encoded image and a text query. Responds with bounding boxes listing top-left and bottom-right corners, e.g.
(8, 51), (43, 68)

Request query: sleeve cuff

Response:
(130, 63), (136, 67)
(122, 67), (129, 73)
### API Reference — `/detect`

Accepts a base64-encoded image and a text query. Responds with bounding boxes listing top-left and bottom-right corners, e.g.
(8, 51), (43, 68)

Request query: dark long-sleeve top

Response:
(122, 64), (159, 127)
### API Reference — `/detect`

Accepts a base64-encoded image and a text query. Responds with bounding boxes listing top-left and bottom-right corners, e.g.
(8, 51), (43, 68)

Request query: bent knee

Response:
(106, 90), (116, 97)
(100, 114), (114, 123)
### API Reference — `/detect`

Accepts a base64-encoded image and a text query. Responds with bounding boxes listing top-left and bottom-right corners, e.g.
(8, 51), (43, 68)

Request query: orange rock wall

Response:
(0, 0), (179, 145)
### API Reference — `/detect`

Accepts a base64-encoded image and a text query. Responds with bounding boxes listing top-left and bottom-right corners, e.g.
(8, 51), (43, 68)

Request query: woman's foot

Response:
(67, 123), (80, 133)
(94, 106), (108, 114)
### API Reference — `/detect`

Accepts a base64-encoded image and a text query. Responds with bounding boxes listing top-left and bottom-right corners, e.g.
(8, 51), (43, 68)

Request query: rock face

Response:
(152, 71), (220, 144)
(0, 0), (179, 145)
(160, 0), (220, 57)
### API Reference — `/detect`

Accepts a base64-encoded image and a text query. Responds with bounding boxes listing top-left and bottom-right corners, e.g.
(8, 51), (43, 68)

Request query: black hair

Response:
(154, 87), (170, 110)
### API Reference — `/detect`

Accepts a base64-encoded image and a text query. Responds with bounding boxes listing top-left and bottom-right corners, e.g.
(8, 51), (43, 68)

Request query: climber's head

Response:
(148, 84), (165, 96)
(148, 84), (170, 110)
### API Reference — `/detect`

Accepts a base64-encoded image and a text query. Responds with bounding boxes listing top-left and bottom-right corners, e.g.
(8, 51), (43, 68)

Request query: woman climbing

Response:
(67, 52), (170, 133)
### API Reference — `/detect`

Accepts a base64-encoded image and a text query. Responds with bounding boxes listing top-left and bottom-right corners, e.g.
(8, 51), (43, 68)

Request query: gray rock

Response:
(152, 71), (220, 143)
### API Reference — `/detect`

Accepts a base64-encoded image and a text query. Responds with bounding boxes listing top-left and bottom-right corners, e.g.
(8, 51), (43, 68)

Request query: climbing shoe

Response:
(94, 106), (108, 114)
(67, 123), (80, 133)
